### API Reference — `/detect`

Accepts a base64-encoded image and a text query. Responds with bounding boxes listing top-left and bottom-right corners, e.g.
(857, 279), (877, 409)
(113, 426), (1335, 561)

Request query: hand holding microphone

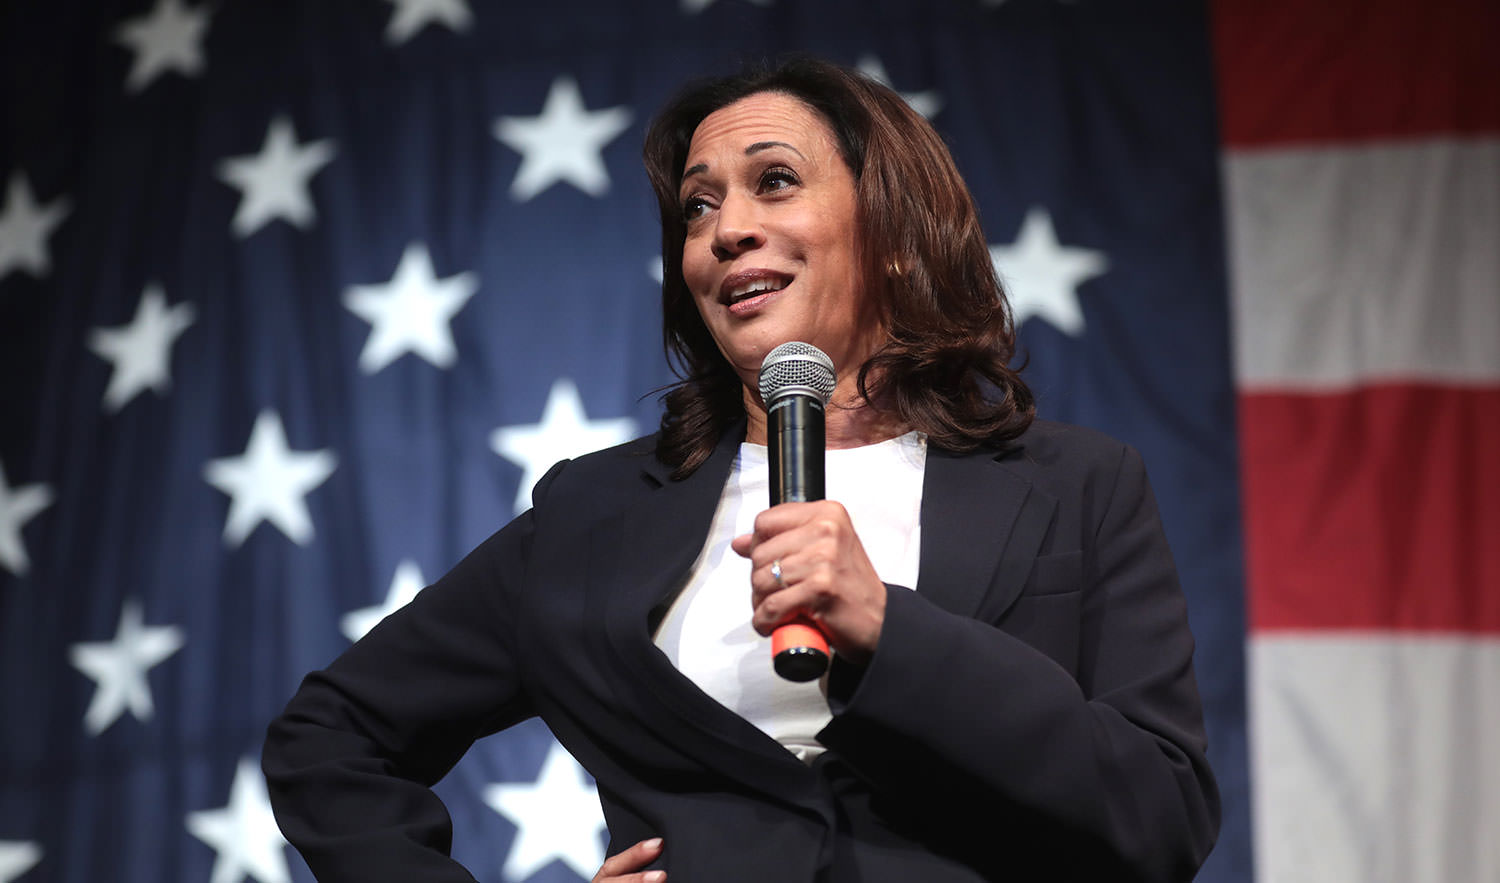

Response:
(730, 342), (887, 682)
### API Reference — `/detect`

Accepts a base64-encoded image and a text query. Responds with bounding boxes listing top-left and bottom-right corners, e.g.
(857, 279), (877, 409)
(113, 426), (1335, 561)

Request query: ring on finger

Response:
(771, 558), (786, 589)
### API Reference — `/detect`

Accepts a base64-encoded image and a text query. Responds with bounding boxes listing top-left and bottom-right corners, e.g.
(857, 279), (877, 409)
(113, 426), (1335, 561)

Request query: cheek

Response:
(806, 207), (860, 266)
(817, 229), (864, 295)
(690, 293), (716, 329)
(680, 242), (712, 297)
(684, 280), (723, 339)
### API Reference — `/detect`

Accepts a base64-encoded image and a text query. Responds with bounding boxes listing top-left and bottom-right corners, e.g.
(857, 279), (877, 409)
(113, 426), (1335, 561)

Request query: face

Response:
(677, 92), (884, 401)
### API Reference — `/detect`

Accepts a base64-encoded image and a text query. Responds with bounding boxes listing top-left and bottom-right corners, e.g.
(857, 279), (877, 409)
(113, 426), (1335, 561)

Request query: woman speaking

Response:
(262, 56), (1220, 882)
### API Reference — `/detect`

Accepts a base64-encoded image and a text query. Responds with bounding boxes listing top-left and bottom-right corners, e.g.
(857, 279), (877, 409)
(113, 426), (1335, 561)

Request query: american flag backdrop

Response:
(1, 1), (1494, 882)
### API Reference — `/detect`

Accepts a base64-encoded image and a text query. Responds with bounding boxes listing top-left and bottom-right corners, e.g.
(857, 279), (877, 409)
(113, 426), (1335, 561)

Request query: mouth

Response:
(719, 269), (793, 307)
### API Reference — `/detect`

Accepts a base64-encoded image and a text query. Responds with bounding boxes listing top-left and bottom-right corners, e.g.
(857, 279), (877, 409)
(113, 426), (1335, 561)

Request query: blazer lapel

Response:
(582, 434), (1059, 818)
(592, 426), (826, 810)
(917, 444), (1058, 622)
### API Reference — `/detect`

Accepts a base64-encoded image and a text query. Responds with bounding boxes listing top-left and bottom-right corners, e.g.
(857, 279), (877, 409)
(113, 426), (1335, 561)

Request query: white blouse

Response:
(652, 431), (927, 763)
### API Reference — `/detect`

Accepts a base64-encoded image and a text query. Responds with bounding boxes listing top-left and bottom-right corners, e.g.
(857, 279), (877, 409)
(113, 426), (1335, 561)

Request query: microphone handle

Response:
(767, 394), (831, 682)
(768, 395), (825, 503)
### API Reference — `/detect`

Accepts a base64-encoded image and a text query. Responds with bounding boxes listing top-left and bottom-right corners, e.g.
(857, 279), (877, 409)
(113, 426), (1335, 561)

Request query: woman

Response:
(263, 57), (1219, 882)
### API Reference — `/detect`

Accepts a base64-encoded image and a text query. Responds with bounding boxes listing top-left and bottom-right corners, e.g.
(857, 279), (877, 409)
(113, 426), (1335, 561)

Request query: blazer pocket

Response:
(1000, 551), (1084, 676)
(1022, 550), (1083, 597)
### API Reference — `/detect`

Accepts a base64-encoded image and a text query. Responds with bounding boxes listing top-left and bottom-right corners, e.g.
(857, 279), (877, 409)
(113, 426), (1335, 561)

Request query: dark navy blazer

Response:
(263, 419), (1220, 882)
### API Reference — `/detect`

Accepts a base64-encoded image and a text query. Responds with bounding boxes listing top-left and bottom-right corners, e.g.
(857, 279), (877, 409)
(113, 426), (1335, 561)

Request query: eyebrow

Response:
(680, 141), (806, 185)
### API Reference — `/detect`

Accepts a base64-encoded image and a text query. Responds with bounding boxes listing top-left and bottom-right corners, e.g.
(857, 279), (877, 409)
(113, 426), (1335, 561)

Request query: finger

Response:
(744, 541), (799, 608)
(749, 556), (790, 610)
(600, 873), (666, 883)
(738, 500), (850, 558)
(752, 576), (836, 636)
(749, 500), (828, 539)
(746, 532), (841, 600)
(734, 517), (825, 564)
(748, 524), (840, 569)
(594, 838), (663, 879)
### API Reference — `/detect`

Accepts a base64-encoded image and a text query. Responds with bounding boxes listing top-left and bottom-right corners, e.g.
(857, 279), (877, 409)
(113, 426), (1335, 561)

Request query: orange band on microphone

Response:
(771, 619), (829, 657)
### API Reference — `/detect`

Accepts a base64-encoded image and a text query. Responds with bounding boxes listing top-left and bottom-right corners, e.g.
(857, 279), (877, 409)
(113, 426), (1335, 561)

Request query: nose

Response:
(710, 194), (765, 261)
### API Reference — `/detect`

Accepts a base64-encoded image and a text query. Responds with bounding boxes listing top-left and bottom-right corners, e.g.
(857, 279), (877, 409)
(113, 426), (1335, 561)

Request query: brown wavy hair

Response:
(644, 56), (1034, 478)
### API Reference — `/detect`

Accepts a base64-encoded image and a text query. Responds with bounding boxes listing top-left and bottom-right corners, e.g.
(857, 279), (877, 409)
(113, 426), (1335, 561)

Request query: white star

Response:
(186, 758), (291, 883)
(989, 207), (1107, 337)
(216, 116), (336, 238)
(383, 0), (473, 44)
(856, 55), (943, 119)
(490, 378), (637, 515)
(68, 598), (185, 736)
(493, 76), (632, 201)
(114, 0), (211, 93)
(203, 410), (337, 548)
(483, 742), (606, 881)
(0, 171), (70, 282)
(341, 559), (425, 642)
(87, 284), (196, 413)
(0, 460), (53, 577)
(0, 842), (41, 883)
(343, 243), (478, 374)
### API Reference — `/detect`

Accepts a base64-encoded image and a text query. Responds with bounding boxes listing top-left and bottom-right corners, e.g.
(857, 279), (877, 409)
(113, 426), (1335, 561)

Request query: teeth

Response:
(729, 278), (786, 301)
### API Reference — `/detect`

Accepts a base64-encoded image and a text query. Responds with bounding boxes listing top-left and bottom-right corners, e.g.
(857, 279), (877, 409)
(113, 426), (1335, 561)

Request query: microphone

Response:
(758, 342), (837, 682)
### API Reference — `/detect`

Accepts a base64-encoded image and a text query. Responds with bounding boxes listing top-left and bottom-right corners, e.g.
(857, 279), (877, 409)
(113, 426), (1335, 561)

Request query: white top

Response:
(653, 431), (927, 763)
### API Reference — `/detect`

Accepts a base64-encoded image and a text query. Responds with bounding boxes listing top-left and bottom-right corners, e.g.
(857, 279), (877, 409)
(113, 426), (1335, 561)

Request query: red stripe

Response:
(1213, 0), (1500, 147)
(1240, 385), (1500, 633)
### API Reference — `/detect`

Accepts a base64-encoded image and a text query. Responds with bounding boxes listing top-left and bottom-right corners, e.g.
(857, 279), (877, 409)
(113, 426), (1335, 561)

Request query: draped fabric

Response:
(3, 1), (1490, 881)
(1217, 1), (1500, 880)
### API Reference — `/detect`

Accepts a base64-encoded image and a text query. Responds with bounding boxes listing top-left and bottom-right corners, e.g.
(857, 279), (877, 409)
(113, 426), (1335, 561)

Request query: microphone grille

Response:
(759, 342), (836, 405)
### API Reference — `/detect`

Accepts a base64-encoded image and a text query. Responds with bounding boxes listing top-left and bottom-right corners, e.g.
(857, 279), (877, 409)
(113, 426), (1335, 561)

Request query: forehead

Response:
(684, 92), (838, 167)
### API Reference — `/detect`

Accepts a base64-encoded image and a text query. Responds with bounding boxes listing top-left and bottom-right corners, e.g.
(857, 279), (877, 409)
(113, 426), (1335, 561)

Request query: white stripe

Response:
(1225, 138), (1500, 389)
(1249, 634), (1500, 883)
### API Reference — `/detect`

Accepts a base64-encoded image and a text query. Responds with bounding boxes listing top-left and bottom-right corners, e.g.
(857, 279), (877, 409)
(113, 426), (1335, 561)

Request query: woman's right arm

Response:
(262, 476), (553, 880)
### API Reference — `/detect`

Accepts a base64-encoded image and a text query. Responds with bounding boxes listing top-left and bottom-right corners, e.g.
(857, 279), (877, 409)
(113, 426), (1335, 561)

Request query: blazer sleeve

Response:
(818, 443), (1219, 882)
(260, 462), (567, 881)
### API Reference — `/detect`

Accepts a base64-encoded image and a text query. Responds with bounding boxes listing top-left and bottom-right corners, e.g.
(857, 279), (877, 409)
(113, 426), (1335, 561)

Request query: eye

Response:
(759, 166), (799, 192)
(681, 194), (713, 222)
